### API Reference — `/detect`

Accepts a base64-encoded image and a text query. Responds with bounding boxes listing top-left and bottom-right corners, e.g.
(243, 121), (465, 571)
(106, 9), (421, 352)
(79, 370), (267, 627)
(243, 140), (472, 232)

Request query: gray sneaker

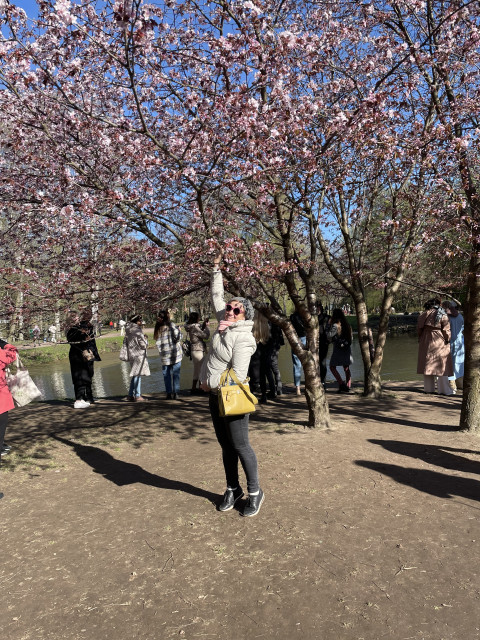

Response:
(218, 486), (244, 512)
(241, 489), (265, 517)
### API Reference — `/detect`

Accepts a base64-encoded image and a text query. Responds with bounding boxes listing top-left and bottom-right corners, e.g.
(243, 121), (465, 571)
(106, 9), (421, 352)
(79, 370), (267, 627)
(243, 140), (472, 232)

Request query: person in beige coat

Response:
(417, 299), (454, 395)
(124, 315), (150, 402)
(199, 255), (263, 517)
(184, 312), (210, 393)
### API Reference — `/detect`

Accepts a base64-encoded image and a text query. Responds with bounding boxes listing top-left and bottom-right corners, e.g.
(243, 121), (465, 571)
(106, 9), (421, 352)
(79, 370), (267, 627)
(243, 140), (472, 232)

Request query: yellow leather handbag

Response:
(218, 368), (258, 417)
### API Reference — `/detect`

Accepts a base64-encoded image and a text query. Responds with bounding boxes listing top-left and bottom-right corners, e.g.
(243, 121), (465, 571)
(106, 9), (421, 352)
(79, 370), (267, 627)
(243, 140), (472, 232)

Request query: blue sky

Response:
(14, 0), (39, 18)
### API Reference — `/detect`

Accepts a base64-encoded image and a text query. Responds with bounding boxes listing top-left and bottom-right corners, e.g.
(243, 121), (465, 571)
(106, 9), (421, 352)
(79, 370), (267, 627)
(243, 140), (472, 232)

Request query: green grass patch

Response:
(18, 335), (125, 364)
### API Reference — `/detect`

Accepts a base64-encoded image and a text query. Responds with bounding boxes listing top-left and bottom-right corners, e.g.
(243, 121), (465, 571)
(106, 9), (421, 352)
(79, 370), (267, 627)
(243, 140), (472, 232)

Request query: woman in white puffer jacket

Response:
(200, 255), (264, 518)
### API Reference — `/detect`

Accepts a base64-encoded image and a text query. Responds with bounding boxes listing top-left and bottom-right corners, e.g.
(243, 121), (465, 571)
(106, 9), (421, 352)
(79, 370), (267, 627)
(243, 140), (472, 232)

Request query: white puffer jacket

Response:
(200, 269), (256, 389)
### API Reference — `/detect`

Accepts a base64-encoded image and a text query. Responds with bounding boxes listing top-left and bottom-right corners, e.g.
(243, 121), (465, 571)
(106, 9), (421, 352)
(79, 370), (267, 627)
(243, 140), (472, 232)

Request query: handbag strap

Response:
(219, 368), (258, 405)
(13, 355), (27, 371)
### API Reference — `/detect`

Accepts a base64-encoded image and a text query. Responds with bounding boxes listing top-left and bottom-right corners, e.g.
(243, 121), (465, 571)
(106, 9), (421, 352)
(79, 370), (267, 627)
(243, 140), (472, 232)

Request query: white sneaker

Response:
(74, 399), (90, 409)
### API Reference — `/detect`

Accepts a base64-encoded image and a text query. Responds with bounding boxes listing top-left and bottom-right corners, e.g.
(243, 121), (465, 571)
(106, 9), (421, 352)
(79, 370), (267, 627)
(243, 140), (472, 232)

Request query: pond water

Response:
(27, 333), (422, 402)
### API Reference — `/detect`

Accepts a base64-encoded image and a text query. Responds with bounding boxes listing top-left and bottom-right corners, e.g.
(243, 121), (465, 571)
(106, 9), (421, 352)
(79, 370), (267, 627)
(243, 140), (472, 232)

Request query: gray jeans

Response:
(209, 393), (259, 494)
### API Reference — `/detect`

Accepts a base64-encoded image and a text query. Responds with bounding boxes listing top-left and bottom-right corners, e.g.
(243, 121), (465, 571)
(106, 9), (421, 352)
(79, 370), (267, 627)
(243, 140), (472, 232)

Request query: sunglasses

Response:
(225, 304), (244, 316)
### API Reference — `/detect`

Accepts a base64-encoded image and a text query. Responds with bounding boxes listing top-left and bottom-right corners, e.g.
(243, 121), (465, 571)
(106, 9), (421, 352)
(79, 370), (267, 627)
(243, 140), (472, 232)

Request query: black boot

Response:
(241, 489), (265, 517)
(218, 486), (244, 512)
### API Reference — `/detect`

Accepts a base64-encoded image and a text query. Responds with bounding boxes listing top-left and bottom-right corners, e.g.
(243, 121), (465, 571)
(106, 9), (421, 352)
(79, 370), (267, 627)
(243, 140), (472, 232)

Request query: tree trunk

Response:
(303, 357), (331, 429)
(91, 285), (100, 336)
(353, 293), (396, 398)
(54, 309), (61, 336)
(353, 298), (377, 394)
(282, 319), (331, 429)
(8, 289), (24, 343)
(365, 294), (396, 396)
(460, 249), (480, 432)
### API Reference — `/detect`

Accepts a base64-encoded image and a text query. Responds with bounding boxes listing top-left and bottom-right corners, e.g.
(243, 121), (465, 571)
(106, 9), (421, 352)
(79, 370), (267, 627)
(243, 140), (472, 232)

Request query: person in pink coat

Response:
(417, 298), (454, 395)
(0, 338), (18, 500)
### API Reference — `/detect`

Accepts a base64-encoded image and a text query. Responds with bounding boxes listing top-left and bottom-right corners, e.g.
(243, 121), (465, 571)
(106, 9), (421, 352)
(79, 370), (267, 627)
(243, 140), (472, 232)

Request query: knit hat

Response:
(231, 297), (254, 321)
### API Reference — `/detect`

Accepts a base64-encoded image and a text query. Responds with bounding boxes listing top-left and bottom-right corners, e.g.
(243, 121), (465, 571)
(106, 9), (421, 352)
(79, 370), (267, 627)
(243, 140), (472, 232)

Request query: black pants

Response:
(69, 354), (94, 401)
(319, 344), (329, 384)
(209, 393), (259, 494)
(270, 347), (282, 392)
(249, 344), (275, 396)
(259, 344), (276, 396)
(0, 411), (8, 461)
(248, 349), (261, 392)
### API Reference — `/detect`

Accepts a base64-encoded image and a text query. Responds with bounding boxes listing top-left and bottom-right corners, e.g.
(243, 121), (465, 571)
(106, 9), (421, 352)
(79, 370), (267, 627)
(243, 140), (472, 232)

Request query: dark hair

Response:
(65, 310), (79, 331)
(331, 308), (352, 343)
(187, 311), (199, 325)
(154, 310), (170, 340)
(129, 314), (142, 323)
(424, 298), (441, 310)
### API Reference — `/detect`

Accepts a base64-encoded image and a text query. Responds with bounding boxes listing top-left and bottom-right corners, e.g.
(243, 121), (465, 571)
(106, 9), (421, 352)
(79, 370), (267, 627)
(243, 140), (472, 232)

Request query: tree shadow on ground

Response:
(329, 404), (460, 432)
(7, 396), (218, 441)
(356, 460), (480, 502)
(381, 384), (464, 405)
(3, 394), (312, 470)
(381, 383), (424, 393)
(2, 398), (215, 470)
(415, 398), (463, 411)
(51, 434), (218, 504)
(356, 438), (480, 502)
(5, 384), (461, 473)
(250, 406), (310, 430)
(367, 439), (480, 475)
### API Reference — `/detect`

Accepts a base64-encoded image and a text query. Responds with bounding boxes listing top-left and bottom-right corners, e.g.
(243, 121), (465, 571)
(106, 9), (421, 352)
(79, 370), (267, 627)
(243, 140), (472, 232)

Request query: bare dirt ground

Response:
(1, 382), (479, 640)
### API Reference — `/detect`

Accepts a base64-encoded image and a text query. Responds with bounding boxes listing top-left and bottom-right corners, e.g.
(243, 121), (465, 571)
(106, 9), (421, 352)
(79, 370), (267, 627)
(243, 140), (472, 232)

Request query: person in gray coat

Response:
(200, 255), (264, 517)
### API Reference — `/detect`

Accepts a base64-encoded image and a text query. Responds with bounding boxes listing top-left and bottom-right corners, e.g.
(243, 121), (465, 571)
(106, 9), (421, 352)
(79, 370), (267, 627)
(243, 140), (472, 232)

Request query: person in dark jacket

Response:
(249, 312), (276, 403)
(327, 308), (353, 393)
(66, 310), (101, 408)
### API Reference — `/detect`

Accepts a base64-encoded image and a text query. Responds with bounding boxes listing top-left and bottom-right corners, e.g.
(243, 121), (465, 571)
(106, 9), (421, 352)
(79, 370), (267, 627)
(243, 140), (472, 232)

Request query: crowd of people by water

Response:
(0, 262), (465, 509)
